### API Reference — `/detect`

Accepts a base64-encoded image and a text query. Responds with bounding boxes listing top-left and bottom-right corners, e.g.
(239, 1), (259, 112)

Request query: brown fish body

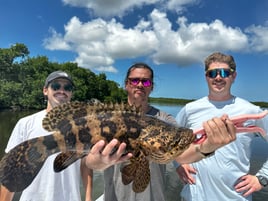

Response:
(0, 101), (194, 193)
(135, 115), (195, 163)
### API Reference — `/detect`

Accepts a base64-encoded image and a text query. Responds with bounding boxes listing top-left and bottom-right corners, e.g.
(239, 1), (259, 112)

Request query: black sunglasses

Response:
(206, 68), (234, 78)
(128, 78), (152, 87)
(50, 82), (73, 92)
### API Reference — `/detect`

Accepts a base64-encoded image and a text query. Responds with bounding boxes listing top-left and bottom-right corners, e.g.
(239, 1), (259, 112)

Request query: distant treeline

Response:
(149, 97), (195, 105)
(251, 102), (268, 109)
(149, 97), (268, 108)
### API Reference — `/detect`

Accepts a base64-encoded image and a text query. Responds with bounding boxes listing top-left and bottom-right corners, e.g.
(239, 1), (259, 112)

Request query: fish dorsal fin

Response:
(42, 100), (142, 132)
(42, 101), (90, 131)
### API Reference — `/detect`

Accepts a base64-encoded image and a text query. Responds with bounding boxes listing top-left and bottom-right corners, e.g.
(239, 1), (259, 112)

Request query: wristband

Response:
(172, 160), (180, 169)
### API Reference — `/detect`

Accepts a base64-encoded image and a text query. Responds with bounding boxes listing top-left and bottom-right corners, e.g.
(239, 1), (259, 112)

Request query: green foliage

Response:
(252, 102), (268, 109)
(0, 44), (127, 110)
(149, 97), (268, 108)
(0, 43), (29, 80)
(0, 80), (23, 108)
(149, 97), (195, 105)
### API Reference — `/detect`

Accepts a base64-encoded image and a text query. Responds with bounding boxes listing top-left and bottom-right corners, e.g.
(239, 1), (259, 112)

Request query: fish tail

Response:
(0, 132), (63, 192)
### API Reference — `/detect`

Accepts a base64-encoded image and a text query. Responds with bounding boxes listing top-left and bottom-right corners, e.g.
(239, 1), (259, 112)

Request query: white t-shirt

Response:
(176, 96), (268, 201)
(6, 110), (82, 201)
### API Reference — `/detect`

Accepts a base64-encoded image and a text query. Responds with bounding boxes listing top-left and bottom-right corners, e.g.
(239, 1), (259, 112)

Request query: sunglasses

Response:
(206, 68), (234, 78)
(50, 82), (73, 92)
(128, 78), (152, 87)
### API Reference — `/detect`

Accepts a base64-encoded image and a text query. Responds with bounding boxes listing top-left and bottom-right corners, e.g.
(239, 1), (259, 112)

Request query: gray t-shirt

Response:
(103, 106), (177, 201)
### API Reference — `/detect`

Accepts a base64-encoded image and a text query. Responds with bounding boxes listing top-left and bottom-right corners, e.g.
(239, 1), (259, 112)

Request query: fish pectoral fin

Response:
(121, 152), (151, 193)
(121, 159), (137, 185)
(132, 155), (150, 193)
(54, 151), (86, 172)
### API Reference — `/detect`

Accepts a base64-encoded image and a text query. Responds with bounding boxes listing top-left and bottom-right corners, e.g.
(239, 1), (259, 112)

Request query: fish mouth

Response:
(193, 133), (206, 144)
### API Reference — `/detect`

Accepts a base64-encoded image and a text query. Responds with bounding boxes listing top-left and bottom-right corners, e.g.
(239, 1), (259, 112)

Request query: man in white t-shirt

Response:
(0, 71), (131, 201)
(175, 52), (268, 201)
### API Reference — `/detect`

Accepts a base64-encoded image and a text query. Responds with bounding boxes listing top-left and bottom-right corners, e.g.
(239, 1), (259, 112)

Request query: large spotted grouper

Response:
(0, 101), (195, 193)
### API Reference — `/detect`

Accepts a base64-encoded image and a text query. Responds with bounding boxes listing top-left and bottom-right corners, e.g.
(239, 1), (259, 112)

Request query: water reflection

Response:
(0, 110), (35, 158)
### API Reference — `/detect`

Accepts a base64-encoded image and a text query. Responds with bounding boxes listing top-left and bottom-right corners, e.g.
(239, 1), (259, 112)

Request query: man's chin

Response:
(134, 95), (146, 102)
(54, 99), (69, 105)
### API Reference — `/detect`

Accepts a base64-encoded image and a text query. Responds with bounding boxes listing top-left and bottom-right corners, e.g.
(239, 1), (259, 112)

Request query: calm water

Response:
(1, 104), (268, 200)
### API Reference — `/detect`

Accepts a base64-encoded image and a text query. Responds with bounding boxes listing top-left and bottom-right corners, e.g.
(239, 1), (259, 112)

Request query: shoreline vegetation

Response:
(149, 97), (195, 105)
(2, 97), (189, 111)
(149, 97), (268, 109)
(2, 97), (268, 112)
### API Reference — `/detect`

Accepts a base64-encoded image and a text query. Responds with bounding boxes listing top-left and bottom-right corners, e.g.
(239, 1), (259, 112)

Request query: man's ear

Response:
(43, 87), (48, 96)
(232, 71), (237, 83)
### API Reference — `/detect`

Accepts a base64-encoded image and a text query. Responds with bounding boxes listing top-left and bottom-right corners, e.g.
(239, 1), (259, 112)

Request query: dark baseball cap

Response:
(44, 71), (74, 87)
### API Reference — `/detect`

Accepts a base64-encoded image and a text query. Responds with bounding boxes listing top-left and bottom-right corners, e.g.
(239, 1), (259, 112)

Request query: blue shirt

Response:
(175, 96), (268, 201)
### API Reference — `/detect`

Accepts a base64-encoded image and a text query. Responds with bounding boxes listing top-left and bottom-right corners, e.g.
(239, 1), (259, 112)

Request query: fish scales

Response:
(134, 116), (195, 164)
(0, 100), (195, 193)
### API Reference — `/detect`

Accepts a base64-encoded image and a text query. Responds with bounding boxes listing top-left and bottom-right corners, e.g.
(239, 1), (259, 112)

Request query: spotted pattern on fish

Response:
(0, 100), (195, 193)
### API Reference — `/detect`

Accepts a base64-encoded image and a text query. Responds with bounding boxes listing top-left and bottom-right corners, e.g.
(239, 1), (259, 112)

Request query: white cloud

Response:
(43, 16), (157, 72)
(44, 7), (267, 72)
(245, 25), (268, 52)
(43, 28), (71, 50)
(62, 0), (200, 17)
(150, 10), (248, 65)
(105, 20), (157, 58)
(166, 0), (200, 13)
(62, 0), (159, 17)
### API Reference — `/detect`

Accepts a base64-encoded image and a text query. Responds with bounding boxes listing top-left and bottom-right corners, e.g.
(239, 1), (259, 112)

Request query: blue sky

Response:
(1, 0), (268, 102)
